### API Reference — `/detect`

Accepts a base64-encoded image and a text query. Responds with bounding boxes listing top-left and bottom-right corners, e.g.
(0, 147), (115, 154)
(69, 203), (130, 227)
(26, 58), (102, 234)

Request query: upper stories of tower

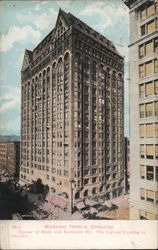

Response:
(21, 8), (123, 72)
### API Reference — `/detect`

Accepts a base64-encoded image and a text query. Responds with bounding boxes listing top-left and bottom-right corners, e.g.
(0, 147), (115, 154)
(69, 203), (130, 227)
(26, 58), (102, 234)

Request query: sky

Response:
(0, 0), (129, 137)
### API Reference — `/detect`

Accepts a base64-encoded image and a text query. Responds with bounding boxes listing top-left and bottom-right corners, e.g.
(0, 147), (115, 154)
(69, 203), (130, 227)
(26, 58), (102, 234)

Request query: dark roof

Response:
(122, 0), (136, 8)
(28, 9), (123, 60)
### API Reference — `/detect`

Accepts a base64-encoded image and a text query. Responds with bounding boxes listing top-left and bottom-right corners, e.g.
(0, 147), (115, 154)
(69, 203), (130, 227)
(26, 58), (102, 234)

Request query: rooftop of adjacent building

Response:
(123, 0), (156, 8)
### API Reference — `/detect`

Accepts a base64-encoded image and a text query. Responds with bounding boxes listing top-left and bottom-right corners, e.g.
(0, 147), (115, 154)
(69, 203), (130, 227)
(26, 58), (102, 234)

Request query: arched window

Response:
(106, 184), (110, 190)
(84, 190), (88, 197)
(75, 192), (80, 199)
(92, 188), (97, 195)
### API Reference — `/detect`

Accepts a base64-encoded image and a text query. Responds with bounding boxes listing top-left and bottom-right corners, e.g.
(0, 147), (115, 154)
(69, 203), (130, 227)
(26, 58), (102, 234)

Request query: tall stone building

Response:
(0, 141), (20, 176)
(123, 0), (158, 219)
(20, 9), (124, 211)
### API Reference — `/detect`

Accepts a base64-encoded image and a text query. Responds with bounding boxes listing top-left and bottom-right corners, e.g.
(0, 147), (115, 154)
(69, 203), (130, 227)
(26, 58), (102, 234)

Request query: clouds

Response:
(0, 86), (20, 113)
(79, 1), (128, 32)
(34, 1), (49, 11)
(16, 8), (58, 31)
(0, 25), (41, 52)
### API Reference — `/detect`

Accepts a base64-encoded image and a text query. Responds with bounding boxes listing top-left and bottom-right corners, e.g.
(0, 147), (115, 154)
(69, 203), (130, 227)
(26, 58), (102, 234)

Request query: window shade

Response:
(146, 212), (155, 220)
(146, 145), (154, 155)
(154, 59), (158, 73)
(140, 210), (145, 217)
(146, 190), (154, 199)
(146, 103), (153, 116)
(146, 123), (153, 137)
(146, 82), (153, 96)
(139, 45), (144, 57)
(146, 42), (153, 55)
(140, 125), (145, 137)
(147, 21), (155, 34)
(155, 102), (158, 114)
(140, 165), (145, 178)
(145, 61), (152, 76)
(155, 145), (158, 157)
(139, 65), (145, 78)
(140, 84), (144, 98)
(155, 123), (158, 137)
(140, 145), (144, 155)
(155, 80), (158, 94)
(147, 4), (155, 17)
(141, 9), (146, 20)
(140, 188), (145, 198)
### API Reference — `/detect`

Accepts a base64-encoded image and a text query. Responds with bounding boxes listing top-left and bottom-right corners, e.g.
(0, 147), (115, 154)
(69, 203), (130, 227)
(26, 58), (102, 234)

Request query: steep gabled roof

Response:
(21, 49), (33, 71)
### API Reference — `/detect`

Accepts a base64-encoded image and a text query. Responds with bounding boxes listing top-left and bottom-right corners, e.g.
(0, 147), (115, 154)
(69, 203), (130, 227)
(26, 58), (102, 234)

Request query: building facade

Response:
(20, 9), (124, 210)
(123, 0), (158, 219)
(0, 141), (20, 176)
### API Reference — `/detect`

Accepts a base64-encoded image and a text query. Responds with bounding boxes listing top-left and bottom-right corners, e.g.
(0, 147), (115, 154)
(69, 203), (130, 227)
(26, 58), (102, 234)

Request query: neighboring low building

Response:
(124, 137), (130, 193)
(0, 141), (20, 177)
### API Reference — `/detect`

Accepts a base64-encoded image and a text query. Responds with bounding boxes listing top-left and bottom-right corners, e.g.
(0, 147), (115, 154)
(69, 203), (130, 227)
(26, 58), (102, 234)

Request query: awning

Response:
(45, 194), (67, 209)
(76, 201), (86, 210)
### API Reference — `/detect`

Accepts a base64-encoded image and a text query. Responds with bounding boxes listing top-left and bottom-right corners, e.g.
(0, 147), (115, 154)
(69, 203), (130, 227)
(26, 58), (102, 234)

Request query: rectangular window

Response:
(141, 8), (146, 20)
(140, 145), (144, 158)
(141, 25), (145, 36)
(140, 210), (146, 220)
(145, 61), (152, 76)
(155, 80), (158, 94)
(140, 165), (145, 179)
(140, 104), (145, 118)
(156, 167), (158, 181)
(140, 124), (145, 138)
(139, 64), (145, 78)
(154, 59), (158, 74)
(147, 20), (155, 34)
(139, 45), (144, 58)
(156, 145), (158, 159)
(140, 188), (145, 200)
(146, 145), (154, 159)
(146, 123), (153, 138)
(146, 212), (155, 220)
(155, 123), (158, 137)
(154, 37), (158, 52)
(146, 190), (154, 202)
(146, 166), (154, 181)
(155, 192), (158, 204)
(145, 41), (153, 56)
(139, 84), (144, 98)
(155, 102), (158, 116)
(146, 82), (153, 96)
(146, 102), (153, 117)
(147, 4), (155, 18)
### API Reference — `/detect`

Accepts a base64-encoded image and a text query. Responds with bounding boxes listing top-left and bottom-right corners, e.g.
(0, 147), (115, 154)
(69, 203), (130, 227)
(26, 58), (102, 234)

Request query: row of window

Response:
(140, 2), (157, 21)
(139, 59), (158, 78)
(140, 144), (158, 159)
(140, 165), (158, 181)
(140, 188), (158, 204)
(140, 210), (157, 220)
(139, 101), (158, 118)
(140, 123), (158, 138)
(141, 18), (158, 36)
(139, 80), (158, 98)
(139, 37), (158, 58)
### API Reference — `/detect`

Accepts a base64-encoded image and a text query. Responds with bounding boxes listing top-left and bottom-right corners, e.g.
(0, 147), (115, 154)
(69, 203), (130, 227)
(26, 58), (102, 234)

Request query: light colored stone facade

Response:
(123, 0), (158, 220)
